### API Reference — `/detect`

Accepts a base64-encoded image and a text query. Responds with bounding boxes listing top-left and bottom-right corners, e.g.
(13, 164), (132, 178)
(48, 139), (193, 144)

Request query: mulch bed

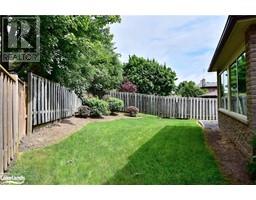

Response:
(204, 128), (252, 184)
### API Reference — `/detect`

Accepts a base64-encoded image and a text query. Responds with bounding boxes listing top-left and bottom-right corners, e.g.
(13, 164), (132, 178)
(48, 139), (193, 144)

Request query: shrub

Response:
(248, 160), (256, 181)
(76, 106), (91, 118)
(126, 106), (139, 117)
(248, 135), (256, 180)
(84, 97), (110, 117)
(120, 80), (137, 93)
(105, 97), (124, 114)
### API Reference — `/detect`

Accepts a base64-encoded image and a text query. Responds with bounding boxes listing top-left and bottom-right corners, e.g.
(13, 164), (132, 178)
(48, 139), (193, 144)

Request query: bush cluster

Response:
(105, 97), (124, 114)
(80, 96), (124, 118)
(84, 97), (110, 117)
(126, 106), (139, 117)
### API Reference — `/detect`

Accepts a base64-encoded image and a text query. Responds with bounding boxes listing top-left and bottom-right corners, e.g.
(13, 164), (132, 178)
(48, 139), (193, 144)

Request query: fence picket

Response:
(109, 91), (217, 120)
(27, 73), (82, 130)
(33, 77), (37, 125)
(0, 73), (3, 174)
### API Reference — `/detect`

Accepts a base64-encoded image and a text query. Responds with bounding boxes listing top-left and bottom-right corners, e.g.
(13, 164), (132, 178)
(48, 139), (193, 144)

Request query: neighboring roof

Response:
(208, 15), (256, 72)
(200, 90), (218, 97)
(198, 81), (217, 88)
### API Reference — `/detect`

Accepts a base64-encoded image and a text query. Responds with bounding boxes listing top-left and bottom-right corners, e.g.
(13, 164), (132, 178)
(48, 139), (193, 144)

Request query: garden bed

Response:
(19, 113), (129, 152)
(204, 127), (252, 184)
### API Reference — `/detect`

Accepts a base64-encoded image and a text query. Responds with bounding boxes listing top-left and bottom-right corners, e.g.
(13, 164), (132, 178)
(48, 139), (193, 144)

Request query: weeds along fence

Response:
(27, 73), (82, 134)
(0, 65), (26, 174)
(109, 91), (218, 120)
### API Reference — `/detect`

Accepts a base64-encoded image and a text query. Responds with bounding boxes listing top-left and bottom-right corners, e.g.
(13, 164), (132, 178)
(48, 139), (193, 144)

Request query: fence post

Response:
(11, 74), (19, 153)
(27, 72), (33, 135)
(0, 72), (3, 174)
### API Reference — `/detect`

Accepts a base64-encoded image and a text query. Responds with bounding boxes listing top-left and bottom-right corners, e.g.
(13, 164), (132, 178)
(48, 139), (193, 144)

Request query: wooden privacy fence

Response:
(109, 91), (218, 120)
(27, 73), (82, 134)
(0, 69), (82, 173)
(0, 65), (26, 174)
(18, 80), (27, 140)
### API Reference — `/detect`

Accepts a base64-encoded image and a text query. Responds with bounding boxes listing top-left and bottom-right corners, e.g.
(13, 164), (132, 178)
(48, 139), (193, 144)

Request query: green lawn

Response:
(10, 115), (226, 184)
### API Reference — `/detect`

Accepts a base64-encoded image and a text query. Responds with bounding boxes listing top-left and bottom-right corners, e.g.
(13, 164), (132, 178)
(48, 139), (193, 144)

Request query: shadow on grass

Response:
(105, 125), (226, 185)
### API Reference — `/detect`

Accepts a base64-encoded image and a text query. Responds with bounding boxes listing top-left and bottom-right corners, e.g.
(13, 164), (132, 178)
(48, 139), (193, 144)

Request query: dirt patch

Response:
(204, 128), (252, 184)
(19, 113), (130, 152)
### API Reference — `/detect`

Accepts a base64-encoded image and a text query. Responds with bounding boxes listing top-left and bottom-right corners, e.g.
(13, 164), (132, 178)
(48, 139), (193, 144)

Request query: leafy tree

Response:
(176, 81), (206, 97)
(123, 55), (177, 96)
(7, 15), (123, 97)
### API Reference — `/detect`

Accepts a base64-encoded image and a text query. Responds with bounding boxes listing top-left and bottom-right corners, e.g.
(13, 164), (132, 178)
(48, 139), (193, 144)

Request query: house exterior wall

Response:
(206, 87), (217, 93)
(216, 24), (256, 159)
(246, 24), (256, 132)
(218, 111), (252, 158)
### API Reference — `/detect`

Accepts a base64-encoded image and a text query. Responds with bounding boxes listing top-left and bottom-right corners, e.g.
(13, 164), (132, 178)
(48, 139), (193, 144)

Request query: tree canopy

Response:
(10, 15), (123, 97)
(2, 16), (209, 98)
(123, 55), (177, 96)
(176, 81), (206, 97)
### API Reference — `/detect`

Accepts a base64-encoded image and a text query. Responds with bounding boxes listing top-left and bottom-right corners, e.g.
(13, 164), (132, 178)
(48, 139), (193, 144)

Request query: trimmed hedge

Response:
(105, 97), (124, 114)
(84, 97), (110, 117)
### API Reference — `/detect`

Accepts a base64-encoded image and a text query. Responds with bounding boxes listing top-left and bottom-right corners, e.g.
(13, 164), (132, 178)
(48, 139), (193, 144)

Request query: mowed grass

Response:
(10, 115), (226, 184)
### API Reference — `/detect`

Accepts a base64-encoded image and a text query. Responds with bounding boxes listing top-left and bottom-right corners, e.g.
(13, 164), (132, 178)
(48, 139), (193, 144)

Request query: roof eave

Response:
(208, 15), (255, 72)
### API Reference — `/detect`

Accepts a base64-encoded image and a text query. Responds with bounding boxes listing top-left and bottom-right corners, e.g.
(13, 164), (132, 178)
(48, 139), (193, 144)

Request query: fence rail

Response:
(109, 91), (218, 120)
(27, 73), (82, 134)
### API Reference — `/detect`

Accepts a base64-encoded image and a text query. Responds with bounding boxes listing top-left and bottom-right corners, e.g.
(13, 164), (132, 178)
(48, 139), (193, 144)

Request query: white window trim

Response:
(219, 108), (248, 124)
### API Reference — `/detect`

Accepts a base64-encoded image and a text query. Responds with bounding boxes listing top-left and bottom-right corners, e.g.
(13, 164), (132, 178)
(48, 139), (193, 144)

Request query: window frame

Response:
(217, 52), (248, 124)
(219, 69), (229, 110)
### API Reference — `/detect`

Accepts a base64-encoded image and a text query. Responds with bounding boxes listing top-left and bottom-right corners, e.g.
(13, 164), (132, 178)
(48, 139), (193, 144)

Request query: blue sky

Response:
(110, 16), (227, 84)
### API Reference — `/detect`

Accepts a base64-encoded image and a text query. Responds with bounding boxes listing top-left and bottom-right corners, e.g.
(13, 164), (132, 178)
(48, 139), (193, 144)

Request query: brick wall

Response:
(218, 112), (253, 158)
(216, 24), (256, 159)
(246, 24), (256, 131)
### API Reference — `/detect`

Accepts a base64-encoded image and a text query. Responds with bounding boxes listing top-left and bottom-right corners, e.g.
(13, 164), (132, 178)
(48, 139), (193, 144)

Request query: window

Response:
(220, 70), (228, 109)
(230, 62), (238, 112)
(218, 52), (247, 116)
(237, 53), (247, 115)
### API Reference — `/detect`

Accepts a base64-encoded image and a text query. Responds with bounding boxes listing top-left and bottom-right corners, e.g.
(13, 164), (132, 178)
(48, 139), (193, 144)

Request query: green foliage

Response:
(123, 55), (177, 96)
(85, 97), (110, 117)
(10, 116), (226, 184)
(176, 81), (206, 97)
(105, 97), (124, 114)
(76, 106), (91, 118)
(252, 135), (256, 150)
(11, 16), (123, 97)
(248, 160), (256, 181)
(248, 135), (256, 180)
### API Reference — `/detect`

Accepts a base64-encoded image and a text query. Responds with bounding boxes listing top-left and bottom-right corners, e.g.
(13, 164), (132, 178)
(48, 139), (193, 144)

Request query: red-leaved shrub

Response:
(120, 80), (137, 93)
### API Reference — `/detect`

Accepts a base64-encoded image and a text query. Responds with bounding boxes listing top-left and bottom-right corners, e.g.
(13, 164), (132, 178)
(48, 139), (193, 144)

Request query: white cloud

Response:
(110, 15), (227, 84)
